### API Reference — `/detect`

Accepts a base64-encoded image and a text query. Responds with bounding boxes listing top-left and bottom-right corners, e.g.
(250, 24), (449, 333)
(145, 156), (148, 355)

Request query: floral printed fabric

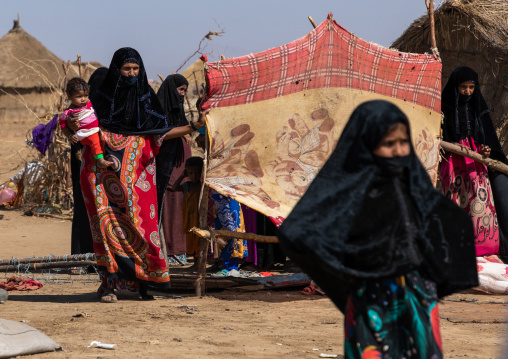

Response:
(344, 271), (442, 359)
(440, 137), (499, 256)
(81, 129), (170, 289)
(211, 190), (247, 270)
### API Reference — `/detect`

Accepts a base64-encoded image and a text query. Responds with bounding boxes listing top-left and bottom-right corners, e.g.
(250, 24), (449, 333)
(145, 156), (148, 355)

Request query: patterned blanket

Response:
(201, 13), (442, 224)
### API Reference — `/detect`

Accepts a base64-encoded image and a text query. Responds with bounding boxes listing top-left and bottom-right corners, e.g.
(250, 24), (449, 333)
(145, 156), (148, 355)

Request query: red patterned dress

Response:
(440, 137), (499, 256)
(80, 129), (170, 290)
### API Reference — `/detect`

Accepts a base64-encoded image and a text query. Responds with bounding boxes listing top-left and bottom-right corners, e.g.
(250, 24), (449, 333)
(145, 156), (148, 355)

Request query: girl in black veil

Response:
(157, 74), (193, 265)
(440, 66), (508, 258)
(278, 100), (477, 358)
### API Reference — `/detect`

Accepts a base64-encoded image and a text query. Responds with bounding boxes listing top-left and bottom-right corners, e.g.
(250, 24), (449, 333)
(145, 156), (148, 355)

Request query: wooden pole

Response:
(425, 0), (441, 61)
(440, 141), (508, 176)
(77, 55), (82, 78)
(308, 16), (317, 29)
(185, 93), (194, 122)
(190, 227), (279, 244)
(192, 72), (201, 98)
(195, 127), (209, 297)
(0, 253), (96, 266)
(0, 260), (96, 272)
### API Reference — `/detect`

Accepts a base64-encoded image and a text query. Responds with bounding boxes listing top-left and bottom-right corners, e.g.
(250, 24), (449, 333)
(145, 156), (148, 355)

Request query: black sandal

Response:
(139, 286), (155, 301)
(96, 286), (105, 299)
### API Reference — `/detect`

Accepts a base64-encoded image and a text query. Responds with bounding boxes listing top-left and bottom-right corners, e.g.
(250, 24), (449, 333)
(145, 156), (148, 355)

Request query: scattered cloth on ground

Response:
(0, 276), (43, 291)
(476, 255), (508, 294)
(0, 318), (61, 358)
(258, 272), (277, 277)
(9, 161), (44, 185)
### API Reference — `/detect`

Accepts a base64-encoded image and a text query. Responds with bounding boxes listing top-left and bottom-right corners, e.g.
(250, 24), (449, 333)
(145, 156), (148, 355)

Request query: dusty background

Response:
(1, 208), (507, 359)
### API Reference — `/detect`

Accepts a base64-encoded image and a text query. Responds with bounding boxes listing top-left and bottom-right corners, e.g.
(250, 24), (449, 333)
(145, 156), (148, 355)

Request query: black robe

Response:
(278, 100), (478, 313)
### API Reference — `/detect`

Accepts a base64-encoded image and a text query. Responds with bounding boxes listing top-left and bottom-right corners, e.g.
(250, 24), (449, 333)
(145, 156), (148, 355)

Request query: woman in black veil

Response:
(278, 100), (477, 358)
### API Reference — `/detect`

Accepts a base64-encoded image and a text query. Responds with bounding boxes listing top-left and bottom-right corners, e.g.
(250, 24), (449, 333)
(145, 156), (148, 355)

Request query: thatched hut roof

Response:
(0, 21), (64, 89)
(391, 0), (508, 147)
(0, 21), (103, 89)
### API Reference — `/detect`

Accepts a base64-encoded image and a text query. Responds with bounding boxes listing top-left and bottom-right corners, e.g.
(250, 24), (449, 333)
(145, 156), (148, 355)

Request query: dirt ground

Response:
(0, 208), (507, 359)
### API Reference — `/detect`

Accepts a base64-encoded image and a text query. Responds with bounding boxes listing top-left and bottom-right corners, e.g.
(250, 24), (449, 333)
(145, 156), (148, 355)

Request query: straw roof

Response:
(0, 21), (103, 89)
(0, 21), (63, 89)
(391, 0), (508, 147)
(392, 0), (508, 61)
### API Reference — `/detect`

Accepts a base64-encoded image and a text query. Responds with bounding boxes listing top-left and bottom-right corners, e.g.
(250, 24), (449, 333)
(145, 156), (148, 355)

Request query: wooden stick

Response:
(0, 260), (96, 272)
(0, 253), (96, 266)
(195, 131), (210, 297)
(29, 212), (73, 221)
(189, 227), (279, 244)
(77, 54), (82, 78)
(440, 141), (508, 176)
(193, 72), (201, 99)
(158, 74), (164, 82)
(308, 16), (317, 29)
(185, 93), (194, 122)
(425, 0), (441, 60)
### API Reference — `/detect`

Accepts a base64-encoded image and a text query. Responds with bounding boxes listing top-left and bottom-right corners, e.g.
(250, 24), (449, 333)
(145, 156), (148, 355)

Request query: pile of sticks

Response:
(0, 253), (96, 272)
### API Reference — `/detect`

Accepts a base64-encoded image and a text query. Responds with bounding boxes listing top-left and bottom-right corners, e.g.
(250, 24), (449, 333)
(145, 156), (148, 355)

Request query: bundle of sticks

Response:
(0, 254), (96, 272)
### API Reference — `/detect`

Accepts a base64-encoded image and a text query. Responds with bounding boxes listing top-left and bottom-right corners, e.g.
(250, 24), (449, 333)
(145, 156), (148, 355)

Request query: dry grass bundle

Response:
(6, 60), (85, 211)
(20, 124), (72, 211)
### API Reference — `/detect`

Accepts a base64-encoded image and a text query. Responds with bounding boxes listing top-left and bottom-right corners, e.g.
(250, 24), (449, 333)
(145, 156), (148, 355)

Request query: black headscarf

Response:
(93, 47), (170, 135)
(278, 100), (478, 313)
(442, 66), (507, 164)
(88, 67), (108, 105)
(157, 74), (189, 126)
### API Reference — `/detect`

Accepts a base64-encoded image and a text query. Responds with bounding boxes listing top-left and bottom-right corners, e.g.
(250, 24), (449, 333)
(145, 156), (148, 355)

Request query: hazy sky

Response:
(0, 1), (434, 80)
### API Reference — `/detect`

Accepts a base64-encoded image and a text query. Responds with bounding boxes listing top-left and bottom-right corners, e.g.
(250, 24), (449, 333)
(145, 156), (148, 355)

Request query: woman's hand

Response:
(195, 109), (210, 129)
(457, 143), (470, 152)
(479, 144), (491, 157)
(67, 113), (80, 132)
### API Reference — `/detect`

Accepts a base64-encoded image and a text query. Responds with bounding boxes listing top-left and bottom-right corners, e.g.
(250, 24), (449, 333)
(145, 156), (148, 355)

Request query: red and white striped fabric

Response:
(200, 13), (442, 224)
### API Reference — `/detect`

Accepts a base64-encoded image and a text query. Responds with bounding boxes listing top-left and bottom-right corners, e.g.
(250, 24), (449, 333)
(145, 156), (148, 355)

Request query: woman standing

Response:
(440, 66), (508, 257)
(157, 74), (192, 265)
(278, 100), (478, 358)
(76, 48), (206, 302)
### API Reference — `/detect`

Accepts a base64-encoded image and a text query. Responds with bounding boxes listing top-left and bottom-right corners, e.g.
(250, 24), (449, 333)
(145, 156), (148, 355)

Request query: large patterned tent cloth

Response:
(200, 13), (442, 225)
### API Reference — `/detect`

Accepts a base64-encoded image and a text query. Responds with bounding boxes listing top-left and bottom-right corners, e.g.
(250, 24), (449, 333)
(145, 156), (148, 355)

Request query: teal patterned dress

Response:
(344, 271), (442, 359)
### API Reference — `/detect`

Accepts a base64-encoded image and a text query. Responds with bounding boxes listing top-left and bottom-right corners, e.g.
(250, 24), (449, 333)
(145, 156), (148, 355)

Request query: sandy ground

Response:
(0, 208), (507, 359)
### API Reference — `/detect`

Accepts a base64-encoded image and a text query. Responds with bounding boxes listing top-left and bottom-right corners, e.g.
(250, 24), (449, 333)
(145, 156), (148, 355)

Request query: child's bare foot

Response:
(96, 157), (114, 168)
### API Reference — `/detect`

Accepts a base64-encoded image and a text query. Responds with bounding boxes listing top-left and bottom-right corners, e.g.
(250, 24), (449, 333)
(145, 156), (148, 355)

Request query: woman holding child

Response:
(70, 48), (206, 302)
